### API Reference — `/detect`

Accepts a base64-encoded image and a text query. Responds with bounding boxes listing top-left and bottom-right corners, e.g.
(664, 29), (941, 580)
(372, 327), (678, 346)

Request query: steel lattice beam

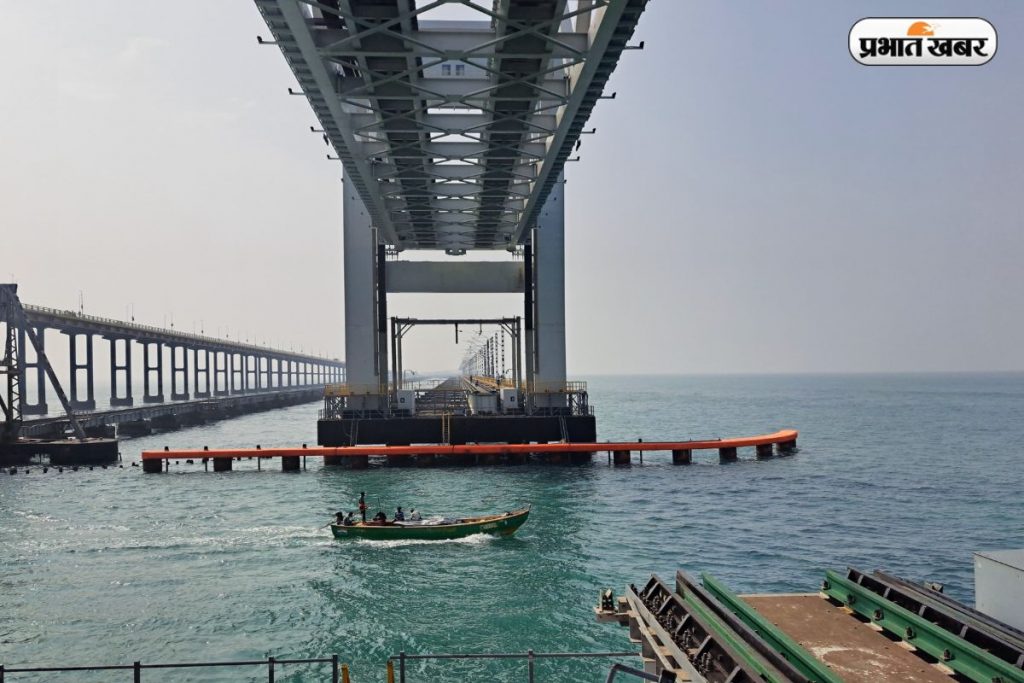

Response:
(255, 0), (648, 251)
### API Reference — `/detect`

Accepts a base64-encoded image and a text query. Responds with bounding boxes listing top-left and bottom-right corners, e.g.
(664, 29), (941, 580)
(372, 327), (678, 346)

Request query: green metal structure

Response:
(822, 569), (1024, 683)
(701, 573), (843, 683)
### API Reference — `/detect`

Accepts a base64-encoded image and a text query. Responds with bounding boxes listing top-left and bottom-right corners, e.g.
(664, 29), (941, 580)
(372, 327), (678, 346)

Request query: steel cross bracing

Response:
(255, 0), (647, 252)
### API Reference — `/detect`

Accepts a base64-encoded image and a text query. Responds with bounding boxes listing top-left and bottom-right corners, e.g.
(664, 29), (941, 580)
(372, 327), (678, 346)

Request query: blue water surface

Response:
(1, 373), (1022, 681)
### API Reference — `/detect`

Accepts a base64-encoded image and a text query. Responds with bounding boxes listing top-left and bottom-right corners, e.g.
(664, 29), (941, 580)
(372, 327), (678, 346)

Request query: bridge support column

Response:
(343, 174), (385, 411)
(142, 458), (163, 474)
(19, 326), (48, 415)
(612, 450), (631, 466)
(719, 446), (738, 463)
(214, 351), (228, 396)
(143, 342), (164, 403)
(194, 349), (211, 398)
(65, 332), (96, 411)
(281, 455), (300, 472)
(530, 173), (567, 413)
(109, 337), (133, 407)
(213, 457), (232, 472)
(756, 443), (773, 459)
(228, 353), (238, 394)
(170, 345), (189, 401)
(672, 449), (692, 465)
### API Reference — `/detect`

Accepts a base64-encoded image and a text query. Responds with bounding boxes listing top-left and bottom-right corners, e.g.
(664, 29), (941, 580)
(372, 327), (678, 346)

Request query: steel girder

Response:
(255, 0), (648, 251)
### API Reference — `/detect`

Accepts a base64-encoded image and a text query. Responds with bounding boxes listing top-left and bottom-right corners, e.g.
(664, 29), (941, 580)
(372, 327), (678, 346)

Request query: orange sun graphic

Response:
(907, 21), (935, 36)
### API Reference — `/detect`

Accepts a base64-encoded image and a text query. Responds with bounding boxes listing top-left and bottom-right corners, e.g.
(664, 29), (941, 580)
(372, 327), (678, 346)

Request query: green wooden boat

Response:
(330, 506), (530, 541)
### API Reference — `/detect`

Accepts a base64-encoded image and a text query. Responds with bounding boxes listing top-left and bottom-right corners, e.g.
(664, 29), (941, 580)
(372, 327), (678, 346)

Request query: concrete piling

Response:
(613, 451), (631, 466)
(213, 457), (232, 472)
(756, 443), (774, 459)
(671, 449), (692, 465)
(718, 446), (738, 463)
(281, 456), (300, 471)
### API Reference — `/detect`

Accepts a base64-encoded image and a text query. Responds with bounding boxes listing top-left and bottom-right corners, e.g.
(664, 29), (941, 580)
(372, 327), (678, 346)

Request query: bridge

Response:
(1, 284), (344, 462)
(254, 0), (650, 445)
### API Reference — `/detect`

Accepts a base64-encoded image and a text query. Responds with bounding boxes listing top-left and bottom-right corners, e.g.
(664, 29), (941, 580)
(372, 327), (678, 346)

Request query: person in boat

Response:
(394, 507), (405, 522)
(342, 511), (355, 526)
(334, 511), (345, 526)
(358, 491), (367, 523)
(372, 510), (387, 524)
(409, 509), (422, 521)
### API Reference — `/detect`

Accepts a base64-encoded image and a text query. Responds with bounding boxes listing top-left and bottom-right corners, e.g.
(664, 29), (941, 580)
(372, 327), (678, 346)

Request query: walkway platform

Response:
(139, 429), (797, 472)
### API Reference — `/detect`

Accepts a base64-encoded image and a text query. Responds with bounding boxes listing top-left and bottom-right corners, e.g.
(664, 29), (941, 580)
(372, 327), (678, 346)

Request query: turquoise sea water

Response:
(2, 373), (1023, 681)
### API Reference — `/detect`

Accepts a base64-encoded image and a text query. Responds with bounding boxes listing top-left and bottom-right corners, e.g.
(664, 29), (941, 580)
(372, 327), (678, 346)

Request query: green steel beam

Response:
(673, 581), (792, 682)
(822, 569), (1024, 683)
(701, 573), (844, 683)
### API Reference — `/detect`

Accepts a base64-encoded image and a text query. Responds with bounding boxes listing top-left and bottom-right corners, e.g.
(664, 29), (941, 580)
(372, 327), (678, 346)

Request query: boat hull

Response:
(331, 508), (529, 541)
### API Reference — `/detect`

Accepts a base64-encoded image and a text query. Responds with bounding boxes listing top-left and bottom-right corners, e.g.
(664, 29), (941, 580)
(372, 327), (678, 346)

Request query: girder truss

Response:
(255, 0), (647, 251)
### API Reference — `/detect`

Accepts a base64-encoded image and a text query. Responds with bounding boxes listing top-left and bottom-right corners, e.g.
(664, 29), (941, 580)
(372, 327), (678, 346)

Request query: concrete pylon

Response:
(343, 173), (383, 410)
(532, 172), (567, 410)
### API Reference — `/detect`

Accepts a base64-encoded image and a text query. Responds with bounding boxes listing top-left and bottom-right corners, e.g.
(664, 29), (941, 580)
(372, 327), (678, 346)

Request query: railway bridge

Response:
(254, 0), (650, 445)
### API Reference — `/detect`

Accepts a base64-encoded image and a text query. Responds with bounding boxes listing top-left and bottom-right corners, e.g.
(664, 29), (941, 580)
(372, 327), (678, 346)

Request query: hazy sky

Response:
(3, 2), (1022, 375)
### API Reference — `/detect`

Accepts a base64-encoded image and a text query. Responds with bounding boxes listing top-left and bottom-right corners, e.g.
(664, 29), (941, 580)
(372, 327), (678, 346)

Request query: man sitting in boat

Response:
(409, 509), (422, 521)
(394, 507), (405, 522)
(342, 512), (355, 526)
(370, 510), (388, 524)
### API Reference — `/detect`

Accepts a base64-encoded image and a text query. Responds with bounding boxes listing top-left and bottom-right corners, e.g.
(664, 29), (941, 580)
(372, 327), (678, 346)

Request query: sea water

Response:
(2, 373), (1023, 681)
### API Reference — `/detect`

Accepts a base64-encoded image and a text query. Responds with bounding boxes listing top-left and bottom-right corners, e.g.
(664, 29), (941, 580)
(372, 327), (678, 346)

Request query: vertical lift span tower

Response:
(255, 0), (648, 446)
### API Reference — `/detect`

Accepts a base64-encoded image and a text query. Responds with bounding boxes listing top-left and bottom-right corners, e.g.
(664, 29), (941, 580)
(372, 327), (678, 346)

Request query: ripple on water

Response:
(1, 375), (1023, 681)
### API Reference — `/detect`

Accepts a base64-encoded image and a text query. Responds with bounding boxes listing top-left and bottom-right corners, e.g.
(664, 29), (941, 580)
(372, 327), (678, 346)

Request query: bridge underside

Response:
(256, 0), (648, 423)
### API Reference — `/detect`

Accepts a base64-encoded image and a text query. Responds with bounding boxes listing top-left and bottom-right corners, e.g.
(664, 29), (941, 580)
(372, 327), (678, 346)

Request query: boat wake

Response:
(352, 533), (499, 549)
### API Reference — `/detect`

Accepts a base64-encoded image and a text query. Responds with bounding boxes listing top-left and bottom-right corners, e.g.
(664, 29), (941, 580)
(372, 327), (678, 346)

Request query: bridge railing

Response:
(387, 650), (639, 683)
(0, 655), (344, 681)
(22, 305), (340, 364)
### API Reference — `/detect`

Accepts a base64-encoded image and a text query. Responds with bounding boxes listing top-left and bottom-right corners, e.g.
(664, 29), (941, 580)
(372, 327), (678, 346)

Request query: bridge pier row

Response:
(719, 446), (738, 463)
(18, 326), (48, 415)
(108, 337), (133, 407)
(194, 348), (211, 398)
(170, 345), (190, 401)
(672, 449), (692, 465)
(142, 341), (164, 403)
(64, 331), (97, 411)
(214, 351), (228, 396)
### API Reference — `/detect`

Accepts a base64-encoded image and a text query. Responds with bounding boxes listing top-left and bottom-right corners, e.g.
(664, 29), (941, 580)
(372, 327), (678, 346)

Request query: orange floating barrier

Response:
(141, 429), (797, 463)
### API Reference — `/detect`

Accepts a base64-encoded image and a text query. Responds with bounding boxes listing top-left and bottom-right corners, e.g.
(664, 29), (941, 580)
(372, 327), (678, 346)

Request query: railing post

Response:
(331, 654), (340, 683)
(268, 656), (275, 683)
(399, 651), (406, 683)
(527, 649), (535, 683)
(133, 660), (141, 683)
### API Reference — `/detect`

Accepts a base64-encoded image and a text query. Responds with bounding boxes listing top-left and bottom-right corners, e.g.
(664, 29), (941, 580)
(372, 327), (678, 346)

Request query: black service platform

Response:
(318, 414), (596, 446)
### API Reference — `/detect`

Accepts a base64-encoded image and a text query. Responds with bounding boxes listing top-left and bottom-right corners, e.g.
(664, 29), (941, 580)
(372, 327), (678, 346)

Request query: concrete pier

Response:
(719, 446), (738, 463)
(671, 449), (692, 465)
(613, 451), (631, 466)
(281, 455), (300, 471)
(756, 443), (774, 459)
(213, 457), (232, 472)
